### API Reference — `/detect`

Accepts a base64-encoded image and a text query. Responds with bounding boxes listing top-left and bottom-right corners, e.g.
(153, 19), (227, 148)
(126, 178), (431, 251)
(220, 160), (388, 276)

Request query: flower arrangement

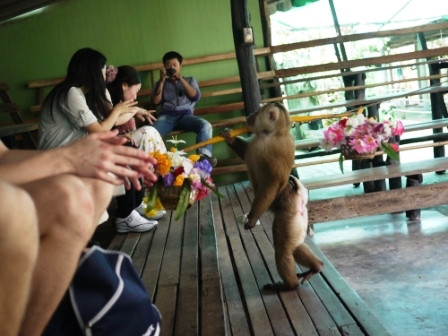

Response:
(321, 112), (405, 172)
(144, 138), (219, 220)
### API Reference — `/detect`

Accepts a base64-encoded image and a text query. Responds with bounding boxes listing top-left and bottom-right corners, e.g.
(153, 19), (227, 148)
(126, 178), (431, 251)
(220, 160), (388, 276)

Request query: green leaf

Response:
(174, 184), (191, 221)
(381, 142), (399, 161)
(339, 153), (344, 173)
(202, 179), (225, 198)
(145, 184), (158, 211)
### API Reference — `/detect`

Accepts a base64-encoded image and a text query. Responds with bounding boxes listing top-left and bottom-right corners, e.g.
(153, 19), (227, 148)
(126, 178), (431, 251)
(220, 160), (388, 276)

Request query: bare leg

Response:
(0, 181), (39, 336)
(18, 175), (113, 336)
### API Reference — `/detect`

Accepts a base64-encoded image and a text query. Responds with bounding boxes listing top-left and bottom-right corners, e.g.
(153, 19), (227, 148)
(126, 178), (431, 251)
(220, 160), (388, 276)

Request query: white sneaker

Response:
(135, 203), (167, 220)
(115, 210), (158, 233)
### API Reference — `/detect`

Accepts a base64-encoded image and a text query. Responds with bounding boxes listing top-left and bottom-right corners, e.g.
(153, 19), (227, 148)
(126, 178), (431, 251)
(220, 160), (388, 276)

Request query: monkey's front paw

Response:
(220, 128), (234, 143)
(238, 213), (260, 229)
(237, 213), (249, 225)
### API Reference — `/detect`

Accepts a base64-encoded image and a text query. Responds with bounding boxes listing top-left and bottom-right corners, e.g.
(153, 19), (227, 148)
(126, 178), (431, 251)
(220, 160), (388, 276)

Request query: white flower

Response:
(181, 158), (194, 174)
(166, 139), (187, 145)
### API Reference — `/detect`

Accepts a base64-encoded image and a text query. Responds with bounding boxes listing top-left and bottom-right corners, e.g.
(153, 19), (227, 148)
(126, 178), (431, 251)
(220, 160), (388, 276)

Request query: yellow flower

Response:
(189, 154), (200, 163)
(151, 151), (172, 175)
(173, 174), (185, 186)
(170, 147), (177, 153)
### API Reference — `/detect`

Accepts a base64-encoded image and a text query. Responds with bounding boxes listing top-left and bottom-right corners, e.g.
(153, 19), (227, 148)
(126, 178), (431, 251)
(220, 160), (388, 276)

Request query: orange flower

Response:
(173, 174), (185, 187)
(151, 151), (172, 175)
(189, 154), (200, 163)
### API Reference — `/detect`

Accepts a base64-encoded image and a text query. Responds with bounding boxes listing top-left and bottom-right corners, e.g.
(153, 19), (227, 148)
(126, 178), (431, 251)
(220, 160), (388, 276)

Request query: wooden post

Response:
(230, 0), (261, 116)
(418, 32), (447, 163)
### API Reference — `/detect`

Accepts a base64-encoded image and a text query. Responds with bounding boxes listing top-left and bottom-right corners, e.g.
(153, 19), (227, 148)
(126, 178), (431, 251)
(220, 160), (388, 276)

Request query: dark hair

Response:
(43, 47), (111, 120)
(106, 65), (141, 105)
(162, 51), (183, 65)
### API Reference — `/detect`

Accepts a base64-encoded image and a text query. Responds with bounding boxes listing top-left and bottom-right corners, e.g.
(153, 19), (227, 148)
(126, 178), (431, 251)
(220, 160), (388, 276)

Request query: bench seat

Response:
(0, 122), (38, 138)
(300, 157), (448, 224)
(104, 180), (391, 335)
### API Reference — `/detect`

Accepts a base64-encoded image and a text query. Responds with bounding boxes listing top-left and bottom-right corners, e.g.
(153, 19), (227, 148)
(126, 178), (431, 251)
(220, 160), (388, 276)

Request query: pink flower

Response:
(393, 120), (405, 136)
(349, 138), (369, 153)
(389, 143), (399, 151)
(322, 114), (405, 157)
(324, 125), (345, 146)
(349, 135), (376, 154)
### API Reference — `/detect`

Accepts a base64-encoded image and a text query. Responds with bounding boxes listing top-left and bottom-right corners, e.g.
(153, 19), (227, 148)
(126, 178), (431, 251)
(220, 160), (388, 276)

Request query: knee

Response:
(85, 179), (113, 211)
(0, 183), (39, 266)
(50, 175), (96, 240)
(202, 120), (213, 137)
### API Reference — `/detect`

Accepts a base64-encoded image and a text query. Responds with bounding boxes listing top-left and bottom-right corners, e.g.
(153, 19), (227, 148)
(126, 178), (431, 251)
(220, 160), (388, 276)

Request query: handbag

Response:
(43, 245), (161, 336)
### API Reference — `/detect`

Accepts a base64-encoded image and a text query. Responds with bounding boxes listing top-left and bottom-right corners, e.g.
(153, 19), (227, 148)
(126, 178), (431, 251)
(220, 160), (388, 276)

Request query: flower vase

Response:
(340, 143), (376, 160)
(158, 184), (183, 210)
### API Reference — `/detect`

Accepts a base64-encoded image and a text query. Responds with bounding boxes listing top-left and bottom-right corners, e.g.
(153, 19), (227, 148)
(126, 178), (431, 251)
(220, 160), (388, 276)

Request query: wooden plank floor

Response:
(107, 181), (391, 336)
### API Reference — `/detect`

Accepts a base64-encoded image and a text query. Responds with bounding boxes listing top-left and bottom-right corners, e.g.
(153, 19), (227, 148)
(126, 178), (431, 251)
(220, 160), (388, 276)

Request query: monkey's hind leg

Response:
(264, 254), (299, 291)
(294, 244), (324, 284)
(245, 183), (279, 229)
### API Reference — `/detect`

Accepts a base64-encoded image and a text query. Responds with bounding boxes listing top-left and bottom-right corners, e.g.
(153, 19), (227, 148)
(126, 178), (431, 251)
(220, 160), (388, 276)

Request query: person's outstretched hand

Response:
(112, 99), (139, 116)
(66, 130), (157, 190)
(135, 108), (157, 125)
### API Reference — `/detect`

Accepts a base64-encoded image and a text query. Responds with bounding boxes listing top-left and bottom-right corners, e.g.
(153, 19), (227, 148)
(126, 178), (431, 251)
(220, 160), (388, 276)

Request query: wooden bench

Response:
(103, 180), (391, 335)
(302, 156), (448, 224)
(0, 82), (38, 148)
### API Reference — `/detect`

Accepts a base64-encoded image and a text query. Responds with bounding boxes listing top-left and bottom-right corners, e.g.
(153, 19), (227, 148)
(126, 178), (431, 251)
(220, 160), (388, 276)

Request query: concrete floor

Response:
(297, 141), (448, 336)
(312, 209), (448, 336)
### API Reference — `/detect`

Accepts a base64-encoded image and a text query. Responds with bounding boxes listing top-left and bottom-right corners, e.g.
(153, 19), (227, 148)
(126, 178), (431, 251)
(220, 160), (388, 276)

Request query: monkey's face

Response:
(247, 103), (291, 134)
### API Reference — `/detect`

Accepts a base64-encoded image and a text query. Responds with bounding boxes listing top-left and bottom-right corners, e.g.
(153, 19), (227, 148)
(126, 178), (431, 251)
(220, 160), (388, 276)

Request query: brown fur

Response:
(265, 176), (324, 290)
(221, 103), (295, 229)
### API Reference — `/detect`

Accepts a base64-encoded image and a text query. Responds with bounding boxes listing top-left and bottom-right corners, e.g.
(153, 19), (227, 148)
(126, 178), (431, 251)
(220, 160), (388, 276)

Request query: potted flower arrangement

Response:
(144, 139), (219, 220)
(321, 113), (405, 173)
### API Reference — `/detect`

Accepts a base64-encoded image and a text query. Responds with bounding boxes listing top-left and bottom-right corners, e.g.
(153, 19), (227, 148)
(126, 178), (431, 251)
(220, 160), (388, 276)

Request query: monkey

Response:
(221, 102), (295, 229)
(264, 175), (324, 290)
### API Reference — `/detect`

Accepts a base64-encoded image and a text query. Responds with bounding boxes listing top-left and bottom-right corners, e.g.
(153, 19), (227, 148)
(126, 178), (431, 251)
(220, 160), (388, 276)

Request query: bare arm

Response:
(86, 100), (138, 133)
(0, 131), (156, 188)
(178, 76), (198, 99)
(134, 107), (157, 125)
(151, 68), (167, 105)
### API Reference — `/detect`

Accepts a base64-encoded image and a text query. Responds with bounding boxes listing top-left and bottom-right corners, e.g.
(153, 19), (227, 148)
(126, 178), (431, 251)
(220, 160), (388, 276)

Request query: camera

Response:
(166, 68), (176, 77)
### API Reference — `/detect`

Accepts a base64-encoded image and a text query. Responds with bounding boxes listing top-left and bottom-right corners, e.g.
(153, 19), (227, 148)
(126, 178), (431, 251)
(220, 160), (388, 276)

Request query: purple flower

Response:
(163, 173), (174, 186)
(194, 159), (212, 175)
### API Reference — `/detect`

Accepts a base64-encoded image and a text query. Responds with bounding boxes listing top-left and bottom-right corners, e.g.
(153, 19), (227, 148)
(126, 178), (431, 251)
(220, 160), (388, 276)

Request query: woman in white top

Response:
(38, 48), (158, 233)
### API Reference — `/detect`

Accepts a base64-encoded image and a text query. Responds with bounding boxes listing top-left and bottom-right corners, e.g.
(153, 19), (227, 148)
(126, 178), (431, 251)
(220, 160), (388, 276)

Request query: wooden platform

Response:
(106, 181), (390, 336)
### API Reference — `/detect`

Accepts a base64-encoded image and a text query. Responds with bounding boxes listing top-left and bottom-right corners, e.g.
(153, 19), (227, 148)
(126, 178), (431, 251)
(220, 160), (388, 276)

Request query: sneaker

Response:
(115, 210), (158, 233)
(135, 203), (167, 220)
(199, 154), (217, 168)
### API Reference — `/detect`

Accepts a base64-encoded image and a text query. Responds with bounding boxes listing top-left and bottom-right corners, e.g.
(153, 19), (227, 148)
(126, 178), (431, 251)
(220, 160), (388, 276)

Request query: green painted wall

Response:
(0, 0), (264, 118)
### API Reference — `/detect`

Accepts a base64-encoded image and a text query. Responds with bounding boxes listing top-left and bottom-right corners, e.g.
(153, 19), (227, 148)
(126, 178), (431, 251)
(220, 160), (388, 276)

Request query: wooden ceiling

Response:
(0, 0), (64, 22)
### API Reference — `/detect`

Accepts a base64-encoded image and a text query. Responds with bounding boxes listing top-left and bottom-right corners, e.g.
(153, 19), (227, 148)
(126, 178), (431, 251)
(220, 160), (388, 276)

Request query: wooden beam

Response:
(0, 0), (64, 22)
(270, 21), (448, 54)
(276, 47), (448, 77)
(302, 156), (448, 190)
(308, 181), (448, 224)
